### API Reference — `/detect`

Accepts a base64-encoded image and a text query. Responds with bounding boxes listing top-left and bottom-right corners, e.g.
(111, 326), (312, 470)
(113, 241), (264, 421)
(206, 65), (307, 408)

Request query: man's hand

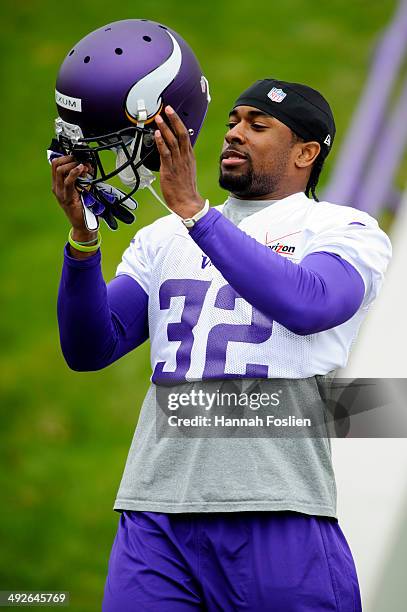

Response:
(154, 106), (206, 218)
(51, 155), (97, 240)
(51, 155), (99, 259)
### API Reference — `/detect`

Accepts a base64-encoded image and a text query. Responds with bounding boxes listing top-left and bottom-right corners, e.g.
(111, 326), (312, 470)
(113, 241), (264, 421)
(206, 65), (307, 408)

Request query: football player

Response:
(51, 20), (391, 612)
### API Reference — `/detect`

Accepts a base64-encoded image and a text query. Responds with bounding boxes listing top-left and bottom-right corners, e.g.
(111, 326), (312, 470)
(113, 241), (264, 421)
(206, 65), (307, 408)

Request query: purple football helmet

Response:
(53, 18), (210, 206)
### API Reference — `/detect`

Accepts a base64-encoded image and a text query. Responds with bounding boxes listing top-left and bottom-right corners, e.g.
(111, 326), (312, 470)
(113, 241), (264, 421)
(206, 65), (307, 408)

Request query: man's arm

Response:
(51, 155), (149, 371)
(188, 208), (365, 335)
(152, 105), (373, 335)
(57, 245), (148, 371)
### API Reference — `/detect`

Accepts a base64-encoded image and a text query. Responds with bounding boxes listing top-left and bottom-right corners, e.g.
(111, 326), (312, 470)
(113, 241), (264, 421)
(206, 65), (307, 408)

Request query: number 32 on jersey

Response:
(152, 278), (274, 384)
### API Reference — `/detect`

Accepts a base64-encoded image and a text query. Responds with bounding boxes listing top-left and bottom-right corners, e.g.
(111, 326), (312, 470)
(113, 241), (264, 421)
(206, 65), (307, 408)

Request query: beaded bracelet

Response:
(68, 228), (102, 252)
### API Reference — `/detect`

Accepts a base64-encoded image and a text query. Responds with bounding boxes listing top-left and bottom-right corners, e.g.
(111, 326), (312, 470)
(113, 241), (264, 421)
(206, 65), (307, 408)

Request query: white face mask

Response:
(115, 137), (140, 187)
(115, 133), (179, 218)
(115, 132), (157, 189)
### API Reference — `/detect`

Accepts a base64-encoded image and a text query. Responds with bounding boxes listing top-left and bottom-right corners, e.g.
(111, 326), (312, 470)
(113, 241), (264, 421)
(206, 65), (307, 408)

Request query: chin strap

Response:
(146, 182), (180, 217)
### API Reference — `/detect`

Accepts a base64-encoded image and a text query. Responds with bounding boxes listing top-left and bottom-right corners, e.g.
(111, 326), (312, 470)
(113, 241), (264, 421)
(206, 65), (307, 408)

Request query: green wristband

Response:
(75, 234), (100, 245)
(68, 228), (102, 252)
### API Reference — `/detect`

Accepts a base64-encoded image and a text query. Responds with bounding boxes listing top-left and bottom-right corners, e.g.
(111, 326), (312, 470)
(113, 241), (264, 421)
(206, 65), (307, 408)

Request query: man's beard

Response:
(219, 155), (288, 198)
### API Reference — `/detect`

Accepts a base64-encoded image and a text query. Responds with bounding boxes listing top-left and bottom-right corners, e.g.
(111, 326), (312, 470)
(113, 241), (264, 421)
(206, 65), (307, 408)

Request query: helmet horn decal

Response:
(125, 32), (182, 122)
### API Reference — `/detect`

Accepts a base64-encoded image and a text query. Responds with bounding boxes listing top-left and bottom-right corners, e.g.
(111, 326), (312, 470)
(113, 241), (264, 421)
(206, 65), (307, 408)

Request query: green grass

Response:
(0, 0), (398, 609)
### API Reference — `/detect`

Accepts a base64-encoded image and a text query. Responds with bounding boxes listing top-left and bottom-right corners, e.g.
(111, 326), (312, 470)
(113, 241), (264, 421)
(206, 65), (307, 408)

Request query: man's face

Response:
(219, 105), (298, 198)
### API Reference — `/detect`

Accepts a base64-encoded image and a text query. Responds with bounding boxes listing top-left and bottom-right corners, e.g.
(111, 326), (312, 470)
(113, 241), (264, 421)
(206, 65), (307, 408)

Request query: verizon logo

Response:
(269, 242), (296, 254)
(265, 230), (301, 255)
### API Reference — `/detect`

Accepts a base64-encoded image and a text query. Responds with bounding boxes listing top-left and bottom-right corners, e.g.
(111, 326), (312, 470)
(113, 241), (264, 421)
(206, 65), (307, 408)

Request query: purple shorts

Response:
(102, 510), (362, 611)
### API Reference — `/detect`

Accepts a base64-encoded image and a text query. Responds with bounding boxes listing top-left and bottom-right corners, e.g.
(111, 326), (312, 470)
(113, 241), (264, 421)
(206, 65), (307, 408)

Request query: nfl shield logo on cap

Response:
(267, 87), (287, 103)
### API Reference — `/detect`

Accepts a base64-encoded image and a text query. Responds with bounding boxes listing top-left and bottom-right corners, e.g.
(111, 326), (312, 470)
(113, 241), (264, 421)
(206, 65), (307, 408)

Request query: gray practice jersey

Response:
(111, 194), (390, 517)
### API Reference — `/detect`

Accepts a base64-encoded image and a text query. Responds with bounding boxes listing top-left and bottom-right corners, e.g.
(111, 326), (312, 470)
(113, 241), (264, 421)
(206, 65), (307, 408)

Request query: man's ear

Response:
(295, 141), (321, 169)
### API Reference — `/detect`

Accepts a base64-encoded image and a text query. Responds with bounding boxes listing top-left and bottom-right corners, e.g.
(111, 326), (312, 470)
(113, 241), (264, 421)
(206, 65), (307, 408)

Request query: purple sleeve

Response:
(57, 244), (148, 371)
(189, 208), (365, 335)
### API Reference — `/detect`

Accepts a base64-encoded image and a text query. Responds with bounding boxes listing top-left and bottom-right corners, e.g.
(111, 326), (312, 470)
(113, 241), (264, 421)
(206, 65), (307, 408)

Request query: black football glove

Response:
(47, 139), (138, 231)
